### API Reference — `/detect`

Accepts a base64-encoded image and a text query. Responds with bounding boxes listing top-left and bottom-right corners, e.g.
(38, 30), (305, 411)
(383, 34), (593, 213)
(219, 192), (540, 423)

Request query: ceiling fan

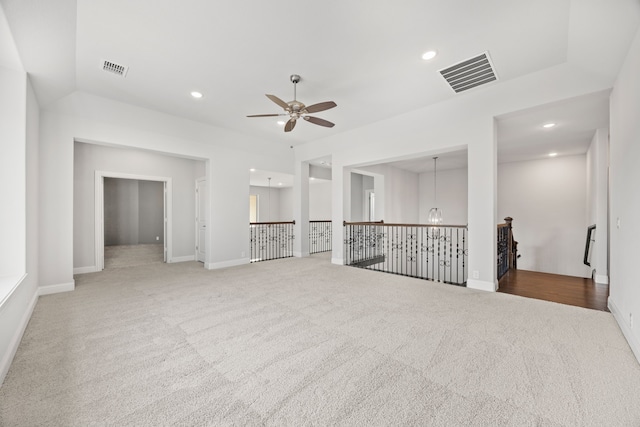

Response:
(247, 74), (337, 132)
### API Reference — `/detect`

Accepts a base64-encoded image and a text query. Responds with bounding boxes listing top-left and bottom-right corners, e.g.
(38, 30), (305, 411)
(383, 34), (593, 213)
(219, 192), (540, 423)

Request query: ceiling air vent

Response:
(101, 59), (129, 77)
(439, 52), (497, 93)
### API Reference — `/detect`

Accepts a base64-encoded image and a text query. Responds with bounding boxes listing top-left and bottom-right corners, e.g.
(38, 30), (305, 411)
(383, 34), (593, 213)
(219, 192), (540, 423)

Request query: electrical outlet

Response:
(617, 218), (621, 229)
(156, 236), (159, 241)
(241, 251), (245, 258)
(472, 270), (479, 279)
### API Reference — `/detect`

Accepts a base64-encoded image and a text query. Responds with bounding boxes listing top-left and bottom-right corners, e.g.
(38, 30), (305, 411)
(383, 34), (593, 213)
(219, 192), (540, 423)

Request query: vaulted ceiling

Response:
(2, 0), (639, 159)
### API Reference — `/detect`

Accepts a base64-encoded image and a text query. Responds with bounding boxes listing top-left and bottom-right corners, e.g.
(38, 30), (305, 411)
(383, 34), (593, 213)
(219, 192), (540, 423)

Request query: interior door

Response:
(196, 178), (207, 262)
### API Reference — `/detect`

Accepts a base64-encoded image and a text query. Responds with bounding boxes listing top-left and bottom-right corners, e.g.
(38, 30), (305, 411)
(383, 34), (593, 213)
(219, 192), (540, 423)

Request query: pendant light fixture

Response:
(427, 157), (443, 225)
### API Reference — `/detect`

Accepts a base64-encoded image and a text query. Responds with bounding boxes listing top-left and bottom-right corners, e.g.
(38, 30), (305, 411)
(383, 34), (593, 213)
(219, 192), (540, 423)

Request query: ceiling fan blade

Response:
(303, 116), (335, 128)
(304, 101), (337, 114)
(246, 113), (287, 117)
(266, 94), (290, 110)
(284, 118), (297, 132)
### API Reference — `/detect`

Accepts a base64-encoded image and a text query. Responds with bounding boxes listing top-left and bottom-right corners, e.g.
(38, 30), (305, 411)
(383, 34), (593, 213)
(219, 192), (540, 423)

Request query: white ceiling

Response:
(2, 0), (639, 160)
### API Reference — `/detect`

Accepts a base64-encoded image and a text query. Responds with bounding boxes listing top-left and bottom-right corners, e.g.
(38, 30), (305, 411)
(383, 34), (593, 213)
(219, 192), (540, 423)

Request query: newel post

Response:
(504, 217), (514, 269)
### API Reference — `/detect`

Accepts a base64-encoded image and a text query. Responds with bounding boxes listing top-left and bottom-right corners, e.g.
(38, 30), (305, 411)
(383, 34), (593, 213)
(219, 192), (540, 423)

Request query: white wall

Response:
(0, 66), (26, 278)
(309, 180), (332, 220)
(74, 142), (204, 269)
(498, 155), (590, 278)
(0, 48), (40, 385)
(358, 165), (419, 223)
(104, 178), (140, 245)
(350, 173), (364, 221)
(585, 129), (609, 284)
(609, 27), (640, 362)
(249, 185), (283, 222)
(419, 168), (468, 225)
(250, 182), (328, 222)
(279, 187), (293, 221)
(37, 91), (293, 286)
(296, 51), (616, 288)
(102, 178), (164, 245)
(138, 180), (165, 244)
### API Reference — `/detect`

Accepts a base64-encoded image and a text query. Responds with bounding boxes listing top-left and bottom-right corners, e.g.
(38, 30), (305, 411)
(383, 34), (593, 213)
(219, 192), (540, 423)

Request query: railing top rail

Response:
(250, 220), (295, 225)
(310, 220), (332, 223)
(343, 221), (467, 229)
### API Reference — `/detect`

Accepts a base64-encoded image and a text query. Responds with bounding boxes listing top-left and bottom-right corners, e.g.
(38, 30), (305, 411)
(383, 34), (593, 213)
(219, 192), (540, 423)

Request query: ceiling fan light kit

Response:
(247, 74), (337, 132)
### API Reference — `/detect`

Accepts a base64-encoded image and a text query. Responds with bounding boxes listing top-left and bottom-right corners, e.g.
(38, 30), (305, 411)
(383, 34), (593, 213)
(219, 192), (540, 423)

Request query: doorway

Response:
(195, 177), (207, 263)
(95, 171), (172, 270)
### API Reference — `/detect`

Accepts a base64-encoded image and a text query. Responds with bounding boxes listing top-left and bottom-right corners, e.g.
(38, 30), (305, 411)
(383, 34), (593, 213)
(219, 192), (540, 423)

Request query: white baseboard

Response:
(608, 297), (640, 364)
(467, 279), (498, 292)
(0, 285), (38, 387)
(73, 266), (99, 275)
(38, 281), (75, 296)
(293, 251), (310, 258)
(331, 257), (345, 266)
(205, 258), (249, 270)
(595, 274), (609, 285)
(169, 255), (195, 263)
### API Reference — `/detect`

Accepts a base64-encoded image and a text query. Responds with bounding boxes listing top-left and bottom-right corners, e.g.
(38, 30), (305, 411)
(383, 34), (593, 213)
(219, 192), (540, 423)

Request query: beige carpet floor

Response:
(104, 244), (164, 269)
(1, 254), (640, 426)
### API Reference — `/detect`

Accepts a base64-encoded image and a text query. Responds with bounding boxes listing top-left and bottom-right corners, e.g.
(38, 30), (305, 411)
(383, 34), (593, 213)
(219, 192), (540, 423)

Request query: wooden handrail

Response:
(310, 220), (331, 223)
(344, 220), (466, 229)
(250, 220), (295, 225)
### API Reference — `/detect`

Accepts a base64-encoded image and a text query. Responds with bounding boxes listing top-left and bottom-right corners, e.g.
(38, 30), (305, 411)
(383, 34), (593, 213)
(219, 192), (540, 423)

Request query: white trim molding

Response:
(595, 274), (609, 285)
(331, 257), (345, 266)
(608, 297), (640, 364)
(0, 285), (38, 386)
(467, 279), (498, 292)
(38, 281), (75, 296)
(169, 255), (195, 263)
(205, 258), (249, 270)
(73, 266), (99, 275)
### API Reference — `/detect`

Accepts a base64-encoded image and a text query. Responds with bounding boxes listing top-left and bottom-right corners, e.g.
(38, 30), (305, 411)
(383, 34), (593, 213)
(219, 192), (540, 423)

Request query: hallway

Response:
(498, 269), (609, 311)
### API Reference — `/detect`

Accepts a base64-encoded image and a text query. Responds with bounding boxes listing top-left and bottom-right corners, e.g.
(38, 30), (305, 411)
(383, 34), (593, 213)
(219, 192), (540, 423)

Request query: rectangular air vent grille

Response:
(101, 59), (129, 77)
(439, 52), (497, 93)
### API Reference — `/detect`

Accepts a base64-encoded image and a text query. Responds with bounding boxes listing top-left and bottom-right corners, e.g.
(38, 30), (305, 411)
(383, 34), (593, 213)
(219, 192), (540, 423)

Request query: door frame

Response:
(95, 171), (172, 270)
(195, 177), (206, 262)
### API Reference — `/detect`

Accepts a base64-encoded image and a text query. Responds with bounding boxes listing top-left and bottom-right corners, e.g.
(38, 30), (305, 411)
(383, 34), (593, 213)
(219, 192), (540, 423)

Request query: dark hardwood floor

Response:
(498, 269), (609, 311)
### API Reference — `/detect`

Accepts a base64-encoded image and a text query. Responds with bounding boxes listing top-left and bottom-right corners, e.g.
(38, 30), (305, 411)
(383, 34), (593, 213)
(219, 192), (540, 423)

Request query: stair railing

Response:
(497, 217), (518, 279)
(344, 220), (468, 286)
(249, 221), (295, 262)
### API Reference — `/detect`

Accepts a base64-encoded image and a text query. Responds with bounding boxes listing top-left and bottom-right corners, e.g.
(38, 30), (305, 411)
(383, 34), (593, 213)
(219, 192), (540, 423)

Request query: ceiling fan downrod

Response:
(290, 74), (300, 101)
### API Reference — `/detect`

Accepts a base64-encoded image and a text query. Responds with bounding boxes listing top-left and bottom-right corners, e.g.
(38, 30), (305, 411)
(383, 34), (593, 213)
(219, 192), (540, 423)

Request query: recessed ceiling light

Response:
(310, 177), (315, 180)
(278, 182), (283, 186)
(190, 91), (203, 99)
(549, 152), (558, 157)
(422, 50), (437, 61)
(543, 123), (556, 128)
(249, 168), (256, 172)
(277, 121), (285, 126)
